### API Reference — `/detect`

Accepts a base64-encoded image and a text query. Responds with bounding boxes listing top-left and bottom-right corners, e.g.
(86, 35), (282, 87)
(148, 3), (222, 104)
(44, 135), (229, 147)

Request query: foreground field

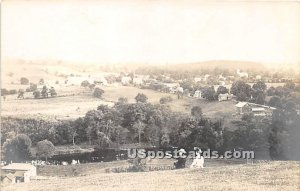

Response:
(2, 161), (299, 191)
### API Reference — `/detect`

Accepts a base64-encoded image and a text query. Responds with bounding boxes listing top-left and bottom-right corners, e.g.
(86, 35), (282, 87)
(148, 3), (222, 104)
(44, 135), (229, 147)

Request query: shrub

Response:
(93, 88), (104, 98)
(20, 77), (29, 85)
(135, 93), (148, 103)
(9, 89), (17, 94)
(1, 88), (9, 96)
(33, 90), (41, 99)
(159, 96), (173, 104)
(81, 80), (90, 87)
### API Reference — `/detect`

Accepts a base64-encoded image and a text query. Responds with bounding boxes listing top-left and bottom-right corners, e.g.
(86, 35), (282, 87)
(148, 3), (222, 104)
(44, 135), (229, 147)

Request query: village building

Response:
(1, 163), (37, 184)
(235, 102), (276, 116)
(193, 90), (203, 99)
(121, 76), (132, 85)
(194, 77), (202, 83)
(93, 76), (108, 86)
(132, 77), (144, 86)
(218, 93), (233, 101)
(163, 83), (180, 94)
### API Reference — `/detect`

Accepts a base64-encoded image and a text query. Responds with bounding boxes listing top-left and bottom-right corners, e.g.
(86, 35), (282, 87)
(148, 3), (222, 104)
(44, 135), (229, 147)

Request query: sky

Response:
(2, 0), (300, 65)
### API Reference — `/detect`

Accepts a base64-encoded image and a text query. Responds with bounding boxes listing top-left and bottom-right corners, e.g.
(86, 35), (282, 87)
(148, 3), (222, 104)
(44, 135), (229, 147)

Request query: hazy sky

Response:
(2, 0), (300, 65)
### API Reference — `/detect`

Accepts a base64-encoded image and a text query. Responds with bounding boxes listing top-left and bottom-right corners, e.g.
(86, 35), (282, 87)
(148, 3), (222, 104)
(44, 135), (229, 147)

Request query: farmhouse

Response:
(121, 76), (132, 85)
(235, 102), (251, 115)
(235, 102), (276, 116)
(193, 90), (203, 98)
(93, 76), (108, 86)
(132, 77), (144, 86)
(1, 163), (37, 184)
(194, 77), (202, 83)
(218, 93), (232, 101)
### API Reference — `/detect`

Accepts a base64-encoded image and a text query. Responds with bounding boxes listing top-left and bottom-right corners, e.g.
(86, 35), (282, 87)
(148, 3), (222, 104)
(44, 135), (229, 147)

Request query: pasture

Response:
(2, 161), (299, 191)
(1, 84), (236, 120)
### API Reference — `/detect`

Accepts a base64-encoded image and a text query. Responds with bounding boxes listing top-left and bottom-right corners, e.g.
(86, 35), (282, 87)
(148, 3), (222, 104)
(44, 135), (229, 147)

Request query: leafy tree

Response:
(216, 86), (228, 96)
(20, 77), (29, 85)
(41, 86), (48, 98)
(81, 80), (90, 87)
(1, 88), (9, 96)
(17, 89), (25, 99)
(9, 90), (17, 94)
(89, 84), (96, 91)
(236, 92), (247, 102)
(33, 90), (41, 99)
(255, 92), (265, 105)
(269, 96), (282, 108)
(283, 82), (295, 90)
(93, 88), (104, 98)
(135, 93), (148, 103)
(36, 140), (55, 161)
(3, 134), (32, 162)
(202, 86), (216, 101)
(49, 87), (57, 97)
(28, 83), (37, 92)
(266, 87), (276, 96)
(231, 81), (251, 101)
(117, 97), (128, 105)
(159, 96), (172, 104)
(252, 81), (267, 92)
(295, 84), (300, 92)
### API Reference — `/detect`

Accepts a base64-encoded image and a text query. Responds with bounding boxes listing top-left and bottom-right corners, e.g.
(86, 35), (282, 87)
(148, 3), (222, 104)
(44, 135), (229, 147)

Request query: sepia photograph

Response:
(1, 0), (300, 190)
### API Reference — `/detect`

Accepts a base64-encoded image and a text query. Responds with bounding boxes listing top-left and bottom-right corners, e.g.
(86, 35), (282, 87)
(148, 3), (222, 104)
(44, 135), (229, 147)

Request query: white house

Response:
(218, 93), (232, 101)
(132, 77), (144, 86)
(237, 69), (248, 78)
(193, 90), (203, 98)
(121, 76), (132, 85)
(1, 163), (37, 184)
(194, 77), (202, 83)
(256, 75), (262, 80)
(93, 76), (108, 86)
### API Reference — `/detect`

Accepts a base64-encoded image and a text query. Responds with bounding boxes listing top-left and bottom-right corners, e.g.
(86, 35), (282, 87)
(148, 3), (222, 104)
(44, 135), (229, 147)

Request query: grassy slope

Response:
(2, 161), (299, 191)
(1, 84), (237, 120)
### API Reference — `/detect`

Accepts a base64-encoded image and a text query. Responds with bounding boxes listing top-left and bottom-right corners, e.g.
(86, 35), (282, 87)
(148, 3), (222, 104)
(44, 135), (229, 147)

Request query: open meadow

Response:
(1, 84), (237, 120)
(1, 161), (299, 191)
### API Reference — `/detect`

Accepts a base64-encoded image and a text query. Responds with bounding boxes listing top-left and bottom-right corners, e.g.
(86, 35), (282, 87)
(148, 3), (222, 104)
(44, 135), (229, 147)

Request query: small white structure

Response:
(237, 69), (248, 78)
(204, 74), (210, 81)
(219, 81), (226, 86)
(218, 93), (232, 101)
(194, 77), (202, 83)
(256, 75), (262, 80)
(132, 77), (144, 86)
(93, 76), (108, 86)
(121, 76), (132, 85)
(193, 90), (203, 98)
(1, 163), (37, 183)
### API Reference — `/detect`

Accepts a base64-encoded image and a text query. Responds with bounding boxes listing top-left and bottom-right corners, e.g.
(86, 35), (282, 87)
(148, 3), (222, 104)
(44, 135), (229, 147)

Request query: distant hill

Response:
(160, 60), (266, 71)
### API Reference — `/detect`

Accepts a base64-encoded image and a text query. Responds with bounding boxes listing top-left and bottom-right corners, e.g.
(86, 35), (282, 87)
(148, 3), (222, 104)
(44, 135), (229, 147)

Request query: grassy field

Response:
(1, 161), (299, 191)
(1, 84), (236, 120)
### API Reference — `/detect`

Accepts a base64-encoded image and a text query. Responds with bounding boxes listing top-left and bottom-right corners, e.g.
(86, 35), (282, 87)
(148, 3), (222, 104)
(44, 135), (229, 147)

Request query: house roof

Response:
(4, 173), (15, 180)
(1, 163), (35, 171)
(235, 102), (248, 108)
